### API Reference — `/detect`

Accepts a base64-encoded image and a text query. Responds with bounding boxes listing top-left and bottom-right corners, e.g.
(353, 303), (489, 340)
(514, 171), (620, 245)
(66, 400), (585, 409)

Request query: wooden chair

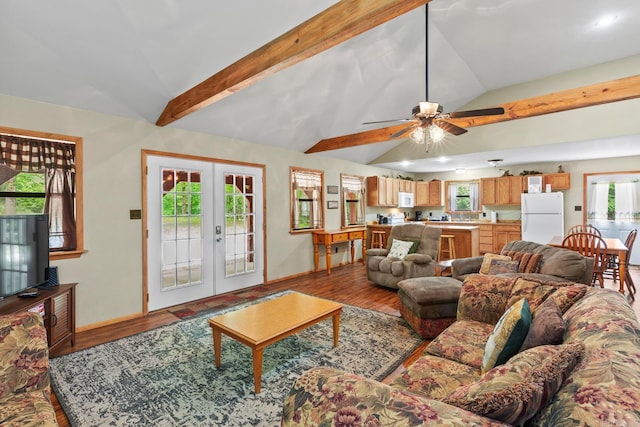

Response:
(562, 232), (608, 288)
(606, 229), (637, 298)
(567, 224), (601, 236)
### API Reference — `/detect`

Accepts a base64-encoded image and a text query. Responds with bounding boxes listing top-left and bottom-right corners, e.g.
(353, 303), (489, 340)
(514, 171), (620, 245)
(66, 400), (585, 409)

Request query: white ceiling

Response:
(2, 0), (639, 172)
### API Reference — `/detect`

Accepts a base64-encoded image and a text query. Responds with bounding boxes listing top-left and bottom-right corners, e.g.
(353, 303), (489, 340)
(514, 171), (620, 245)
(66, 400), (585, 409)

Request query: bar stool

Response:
(438, 234), (456, 261)
(371, 230), (386, 249)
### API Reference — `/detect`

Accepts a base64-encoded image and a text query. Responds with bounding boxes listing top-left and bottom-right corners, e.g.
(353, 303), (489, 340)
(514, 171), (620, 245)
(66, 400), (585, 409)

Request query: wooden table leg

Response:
(212, 327), (222, 368)
(313, 242), (319, 272)
(618, 250), (627, 294)
(326, 244), (332, 275)
(350, 240), (355, 263)
(332, 312), (341, 347)
(252, 347), (264, 393)
(361, 235), (367, 265)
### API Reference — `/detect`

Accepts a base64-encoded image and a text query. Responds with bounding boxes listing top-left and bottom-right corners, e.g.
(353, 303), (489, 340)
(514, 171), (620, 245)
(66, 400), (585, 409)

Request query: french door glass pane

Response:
(161, 168), (203, 290)
(224, 173), (256, 277)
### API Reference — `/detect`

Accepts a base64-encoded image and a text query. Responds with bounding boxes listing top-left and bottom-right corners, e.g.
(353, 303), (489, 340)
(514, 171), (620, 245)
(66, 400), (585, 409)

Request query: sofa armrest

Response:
(0, 312), (50, 400)
(282, 367), (509, 426)
(403, 253), (433, 264)
(366, 248), (389, 257)
(451, 256), (484, 278)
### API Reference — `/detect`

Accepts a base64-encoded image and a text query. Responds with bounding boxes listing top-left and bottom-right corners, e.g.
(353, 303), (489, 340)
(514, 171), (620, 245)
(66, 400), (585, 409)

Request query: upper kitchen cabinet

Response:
(366, 176), (398, 207)
(416, 180), (442, 206)
(481, 176), (524, 205)
(543, 173), (571, 191)
(398, 179), (416, 195)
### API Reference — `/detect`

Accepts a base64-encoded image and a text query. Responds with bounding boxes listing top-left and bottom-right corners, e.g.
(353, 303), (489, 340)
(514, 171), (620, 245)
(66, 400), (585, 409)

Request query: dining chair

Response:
(567, 224), (601, 236)
(606, 229), (637, 297)
(562, 232), (608, 288)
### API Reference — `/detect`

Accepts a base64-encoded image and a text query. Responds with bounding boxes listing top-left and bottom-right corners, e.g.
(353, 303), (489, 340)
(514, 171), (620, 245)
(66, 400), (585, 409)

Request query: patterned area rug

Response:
(50, 292), (422, 426)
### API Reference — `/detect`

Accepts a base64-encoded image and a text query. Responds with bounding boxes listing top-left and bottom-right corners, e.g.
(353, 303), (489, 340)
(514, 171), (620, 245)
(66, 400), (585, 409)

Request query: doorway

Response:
(144, 152), (265, 312)
(584, 170), (640, 265)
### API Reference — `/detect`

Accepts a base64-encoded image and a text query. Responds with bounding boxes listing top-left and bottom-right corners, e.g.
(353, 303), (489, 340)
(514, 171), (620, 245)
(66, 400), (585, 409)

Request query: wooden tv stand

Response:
(0, 283), (77, 352)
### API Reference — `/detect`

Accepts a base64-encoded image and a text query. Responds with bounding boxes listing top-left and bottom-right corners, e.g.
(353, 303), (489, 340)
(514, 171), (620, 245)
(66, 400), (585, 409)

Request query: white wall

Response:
(0, 94), (402, 328)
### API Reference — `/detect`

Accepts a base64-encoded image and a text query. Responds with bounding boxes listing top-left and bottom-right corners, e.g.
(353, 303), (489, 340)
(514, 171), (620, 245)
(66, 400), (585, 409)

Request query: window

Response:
(341, 174), (365, 228)
(446, 181), (480, 212)
(0, 126), (83, 259)
(290, 167), (324, 232)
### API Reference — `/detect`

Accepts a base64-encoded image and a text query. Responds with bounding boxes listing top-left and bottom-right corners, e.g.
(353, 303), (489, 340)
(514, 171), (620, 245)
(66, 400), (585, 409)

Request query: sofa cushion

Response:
(550, 284), (588, 313)
(487, 259), (519, 275)
(505, 277), (557, 311)
(457, 274), (519, 325)
(519, 296), (565, 351)
(0, 390), (58, 427)
(389, 354), (481, 400)
(501, 250), (544, 273)
(444, 359), (542, 425)
(425, 320), (495, 369)
(479, 253), (512, 274)
(444, 342), (585, 426)
(387, 238), (414, 259)
(482, 298), (532, 373)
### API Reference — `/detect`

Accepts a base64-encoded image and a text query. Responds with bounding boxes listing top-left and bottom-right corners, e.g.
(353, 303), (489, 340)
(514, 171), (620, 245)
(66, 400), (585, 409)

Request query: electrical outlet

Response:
(130, 209), (142, 220)
(574, 206), (582, 211)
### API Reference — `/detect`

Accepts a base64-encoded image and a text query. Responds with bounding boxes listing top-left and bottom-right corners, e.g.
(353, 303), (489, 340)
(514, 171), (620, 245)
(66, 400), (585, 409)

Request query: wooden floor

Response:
(50, 263), (640, 426)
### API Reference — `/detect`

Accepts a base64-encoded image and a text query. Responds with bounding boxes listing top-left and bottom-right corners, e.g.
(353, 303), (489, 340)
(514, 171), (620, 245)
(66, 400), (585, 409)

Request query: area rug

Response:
(50, 291), (422, 426)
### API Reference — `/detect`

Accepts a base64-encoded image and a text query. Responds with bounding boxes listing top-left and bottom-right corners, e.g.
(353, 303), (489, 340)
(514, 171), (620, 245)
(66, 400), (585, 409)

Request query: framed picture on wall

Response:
(327, 185), (339, 194)
(327, 200), (339, 209)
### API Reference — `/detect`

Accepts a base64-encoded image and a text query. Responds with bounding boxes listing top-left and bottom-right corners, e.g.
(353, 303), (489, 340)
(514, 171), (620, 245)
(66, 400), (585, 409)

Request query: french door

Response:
(145, 154), (264, 312)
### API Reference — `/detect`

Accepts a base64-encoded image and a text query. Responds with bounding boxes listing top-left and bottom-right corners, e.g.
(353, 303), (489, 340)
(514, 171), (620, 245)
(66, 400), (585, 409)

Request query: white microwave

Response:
(398, 192), (415, 208)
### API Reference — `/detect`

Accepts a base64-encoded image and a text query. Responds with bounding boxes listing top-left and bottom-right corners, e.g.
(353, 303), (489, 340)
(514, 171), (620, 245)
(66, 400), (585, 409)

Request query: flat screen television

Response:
(0, 214), (50, 299)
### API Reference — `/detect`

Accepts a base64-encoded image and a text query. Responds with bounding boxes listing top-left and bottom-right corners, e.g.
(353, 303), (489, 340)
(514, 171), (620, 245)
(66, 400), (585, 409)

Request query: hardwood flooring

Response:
(50, 263), (640, 427)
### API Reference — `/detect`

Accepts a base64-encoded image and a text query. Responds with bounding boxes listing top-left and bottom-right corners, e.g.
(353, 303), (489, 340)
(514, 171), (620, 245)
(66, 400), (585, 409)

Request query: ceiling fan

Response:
(307, 3), (504, 153)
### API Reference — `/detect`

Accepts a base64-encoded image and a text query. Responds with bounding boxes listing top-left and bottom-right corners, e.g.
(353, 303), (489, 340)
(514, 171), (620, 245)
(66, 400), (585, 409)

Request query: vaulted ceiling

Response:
(2, 0), (640, 173)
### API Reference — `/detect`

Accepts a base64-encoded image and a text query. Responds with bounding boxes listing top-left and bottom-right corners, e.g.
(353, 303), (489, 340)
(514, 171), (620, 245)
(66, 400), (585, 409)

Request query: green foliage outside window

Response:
(0, 172), (45, 214)
(455, 184), (471, 211)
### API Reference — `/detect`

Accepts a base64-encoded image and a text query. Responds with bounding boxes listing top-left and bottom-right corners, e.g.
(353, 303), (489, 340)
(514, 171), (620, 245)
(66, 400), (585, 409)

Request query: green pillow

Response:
(482, 298), (531, 373)
(407, 239), (420, 254)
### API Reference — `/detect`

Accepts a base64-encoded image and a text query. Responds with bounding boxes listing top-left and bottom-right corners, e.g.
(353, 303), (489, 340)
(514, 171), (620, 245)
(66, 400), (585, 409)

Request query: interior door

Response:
(146, 156), (214, 311)
(213, 164), (264, 293)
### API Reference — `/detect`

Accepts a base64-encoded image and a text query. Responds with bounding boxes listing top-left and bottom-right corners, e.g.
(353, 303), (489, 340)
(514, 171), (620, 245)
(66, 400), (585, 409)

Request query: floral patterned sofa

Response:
(0, 311), (58, 427)
(281, 274), (640, 426)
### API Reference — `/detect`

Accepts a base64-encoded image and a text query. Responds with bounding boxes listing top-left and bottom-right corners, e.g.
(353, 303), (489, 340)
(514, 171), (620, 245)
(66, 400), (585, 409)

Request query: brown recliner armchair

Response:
(366, 223), (442, 289)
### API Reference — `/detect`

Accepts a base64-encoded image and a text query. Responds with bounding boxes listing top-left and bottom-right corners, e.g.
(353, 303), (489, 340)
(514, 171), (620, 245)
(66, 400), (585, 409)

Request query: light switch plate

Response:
(130, 209), (142, 219)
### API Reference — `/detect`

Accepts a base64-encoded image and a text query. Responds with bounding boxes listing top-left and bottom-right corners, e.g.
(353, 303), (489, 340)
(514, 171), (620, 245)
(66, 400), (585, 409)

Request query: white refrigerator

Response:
(521, 192), (564, 245)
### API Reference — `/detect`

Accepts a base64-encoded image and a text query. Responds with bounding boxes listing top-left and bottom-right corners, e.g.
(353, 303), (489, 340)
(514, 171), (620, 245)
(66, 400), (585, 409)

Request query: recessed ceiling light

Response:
(401, 160), (410, 167)
(455, 168), (466, 175)
(438, 156), (448, 163)
(594, 15), (618, 28)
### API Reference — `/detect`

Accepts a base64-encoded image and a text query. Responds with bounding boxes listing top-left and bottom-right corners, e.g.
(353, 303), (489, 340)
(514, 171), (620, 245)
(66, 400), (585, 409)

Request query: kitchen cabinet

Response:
(493, 224), (522, 253)
(415, 180), (442, 206)
(543, 173), (571, 190)
(479, 224), (494, 254)
(398, 179), (416, 195)
(482, 176), (523, 205)
(367, 176), (393, 206)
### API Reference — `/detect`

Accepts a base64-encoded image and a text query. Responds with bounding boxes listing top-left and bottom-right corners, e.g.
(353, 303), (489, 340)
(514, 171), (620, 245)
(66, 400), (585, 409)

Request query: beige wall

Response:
(0, 94), (400, 328)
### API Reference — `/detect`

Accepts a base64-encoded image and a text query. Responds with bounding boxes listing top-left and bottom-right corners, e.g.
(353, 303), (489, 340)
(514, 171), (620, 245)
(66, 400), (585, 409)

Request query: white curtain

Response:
(448, 184), (457, 211)
(469, 182), (480, 211)
(589, 183), (609, 220)
(614, 182), (640, 220)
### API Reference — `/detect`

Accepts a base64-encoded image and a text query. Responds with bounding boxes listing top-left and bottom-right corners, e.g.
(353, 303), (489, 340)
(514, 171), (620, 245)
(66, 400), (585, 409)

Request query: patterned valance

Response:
(0, 133), (75, 173)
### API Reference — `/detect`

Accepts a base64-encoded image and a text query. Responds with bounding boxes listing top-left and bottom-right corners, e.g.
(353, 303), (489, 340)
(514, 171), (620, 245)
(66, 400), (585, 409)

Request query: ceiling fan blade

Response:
(390, 124), (417, 139)
(448, 107), (505, 119)
(362, 118), (414, 125)
(435, 120), (468, 136)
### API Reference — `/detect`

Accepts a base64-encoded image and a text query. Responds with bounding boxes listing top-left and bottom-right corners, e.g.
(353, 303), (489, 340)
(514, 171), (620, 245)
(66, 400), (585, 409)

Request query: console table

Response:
(0, 283), (77, 352)
(312, 228), (367, 275)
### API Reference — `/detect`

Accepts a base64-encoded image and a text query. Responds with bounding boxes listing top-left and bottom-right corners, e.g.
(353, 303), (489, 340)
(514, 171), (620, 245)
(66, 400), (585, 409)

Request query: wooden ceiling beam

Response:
(306, 74), (640, 153)
(156, 0), (431, 126)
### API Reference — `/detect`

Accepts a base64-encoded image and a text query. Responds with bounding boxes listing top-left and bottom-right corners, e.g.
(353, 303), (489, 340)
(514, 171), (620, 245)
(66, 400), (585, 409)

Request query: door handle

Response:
(216, 237), (222, 242)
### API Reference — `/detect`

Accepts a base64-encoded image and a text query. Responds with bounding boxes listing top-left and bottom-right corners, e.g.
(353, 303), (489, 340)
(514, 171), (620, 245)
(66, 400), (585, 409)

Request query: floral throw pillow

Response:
(479, 253), (512, 274)
(387, 239), (414, 259)
(487, 259), (520, 275)
(482, 298), (532, 373)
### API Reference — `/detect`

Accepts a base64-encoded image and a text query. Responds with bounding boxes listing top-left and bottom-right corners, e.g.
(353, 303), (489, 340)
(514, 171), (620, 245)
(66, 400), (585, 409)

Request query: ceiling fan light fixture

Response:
(410, 126), (426, 144)
(428, 124), (445, 143)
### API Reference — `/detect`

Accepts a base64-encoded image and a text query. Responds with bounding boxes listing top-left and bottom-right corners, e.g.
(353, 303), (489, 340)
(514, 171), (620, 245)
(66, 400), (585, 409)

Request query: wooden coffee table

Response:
(208, 292), (343, 393)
